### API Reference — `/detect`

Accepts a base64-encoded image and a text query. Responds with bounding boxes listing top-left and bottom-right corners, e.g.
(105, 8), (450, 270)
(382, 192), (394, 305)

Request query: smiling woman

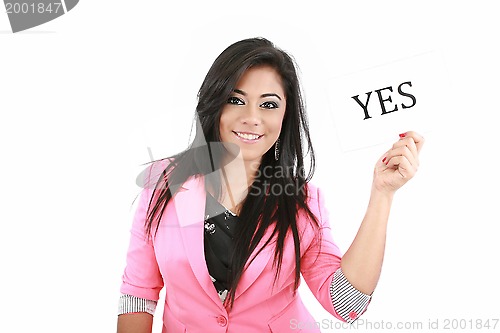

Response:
(116, 37), (424, 333)
(220, 65), (286, 170)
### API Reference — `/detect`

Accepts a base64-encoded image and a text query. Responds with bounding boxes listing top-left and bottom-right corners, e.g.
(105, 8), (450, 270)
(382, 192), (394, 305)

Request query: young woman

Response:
(117, 37), (424, 333)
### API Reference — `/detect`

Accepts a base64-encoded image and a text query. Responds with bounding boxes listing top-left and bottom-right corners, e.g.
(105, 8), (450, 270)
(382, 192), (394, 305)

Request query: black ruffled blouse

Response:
(203, 192), (238, 302)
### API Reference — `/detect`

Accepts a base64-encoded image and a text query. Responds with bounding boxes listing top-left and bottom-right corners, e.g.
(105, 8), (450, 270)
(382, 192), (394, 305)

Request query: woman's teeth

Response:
(235, 132), (261, 140)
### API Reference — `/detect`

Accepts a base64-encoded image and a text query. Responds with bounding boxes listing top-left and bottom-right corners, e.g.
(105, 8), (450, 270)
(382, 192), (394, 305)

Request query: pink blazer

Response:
(120, 161), (345, 332)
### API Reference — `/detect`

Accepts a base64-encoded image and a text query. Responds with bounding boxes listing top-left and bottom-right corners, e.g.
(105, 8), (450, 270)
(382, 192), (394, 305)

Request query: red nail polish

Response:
(382, 157), (387, 163)
(399, 133), (406, 138)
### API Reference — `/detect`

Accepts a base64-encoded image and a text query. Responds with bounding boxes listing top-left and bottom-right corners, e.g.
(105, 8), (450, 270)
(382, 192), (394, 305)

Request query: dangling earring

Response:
(274, 138), (280, 161)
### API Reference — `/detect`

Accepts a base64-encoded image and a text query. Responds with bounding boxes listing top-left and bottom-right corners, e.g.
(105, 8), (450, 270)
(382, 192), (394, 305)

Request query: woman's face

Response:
(219, 65), (286, 165)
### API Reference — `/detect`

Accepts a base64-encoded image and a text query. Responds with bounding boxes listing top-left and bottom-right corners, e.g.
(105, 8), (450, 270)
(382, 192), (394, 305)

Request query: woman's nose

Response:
(240, 105), (262, 126)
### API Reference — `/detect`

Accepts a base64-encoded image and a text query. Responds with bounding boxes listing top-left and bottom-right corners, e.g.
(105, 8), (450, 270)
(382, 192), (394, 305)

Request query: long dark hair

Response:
(143, 37), (320, 308)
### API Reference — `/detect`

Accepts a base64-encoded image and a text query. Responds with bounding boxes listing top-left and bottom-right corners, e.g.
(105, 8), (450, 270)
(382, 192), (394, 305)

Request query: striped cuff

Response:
(330, 268), (372, 323)
(118, 293), (157, 316)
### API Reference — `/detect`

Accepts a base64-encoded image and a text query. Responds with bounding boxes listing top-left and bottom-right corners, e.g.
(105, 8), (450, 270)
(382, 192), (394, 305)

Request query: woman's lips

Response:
(232, 131), (263, 143)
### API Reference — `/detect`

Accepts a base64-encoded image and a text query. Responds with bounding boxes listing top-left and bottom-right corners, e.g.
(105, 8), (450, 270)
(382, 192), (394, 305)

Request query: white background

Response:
(1, 1), (499, 332)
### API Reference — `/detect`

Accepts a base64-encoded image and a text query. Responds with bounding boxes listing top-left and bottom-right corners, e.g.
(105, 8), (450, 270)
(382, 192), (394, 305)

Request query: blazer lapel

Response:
(173, 175), (225, 309)
(173, 175), (277, 305)
(234, 224), (276, 300)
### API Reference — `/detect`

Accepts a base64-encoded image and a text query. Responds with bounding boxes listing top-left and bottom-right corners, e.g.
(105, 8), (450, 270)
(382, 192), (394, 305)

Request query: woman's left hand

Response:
(373, 131), (425, 194)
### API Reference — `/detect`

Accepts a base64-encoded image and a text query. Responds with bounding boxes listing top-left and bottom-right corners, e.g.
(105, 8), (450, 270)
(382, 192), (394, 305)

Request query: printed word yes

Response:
(351, 81), (416, 120)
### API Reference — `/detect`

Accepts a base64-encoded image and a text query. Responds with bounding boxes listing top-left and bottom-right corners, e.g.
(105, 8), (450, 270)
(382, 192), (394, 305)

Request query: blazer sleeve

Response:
(300, 186), (371, 323)
(119, 163), (164, 301)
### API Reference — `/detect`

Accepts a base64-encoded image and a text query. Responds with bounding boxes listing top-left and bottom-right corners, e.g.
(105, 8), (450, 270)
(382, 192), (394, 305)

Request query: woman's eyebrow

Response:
(261, 93), (282, 101)
(233, 89), (282, 101)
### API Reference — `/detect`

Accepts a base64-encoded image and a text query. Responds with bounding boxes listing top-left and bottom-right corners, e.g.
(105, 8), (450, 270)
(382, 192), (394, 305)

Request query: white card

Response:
(326, 51), (447, 152)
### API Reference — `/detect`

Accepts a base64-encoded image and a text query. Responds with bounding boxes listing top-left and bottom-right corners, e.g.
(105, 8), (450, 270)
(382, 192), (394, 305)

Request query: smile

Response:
(233, 131), (263, 142)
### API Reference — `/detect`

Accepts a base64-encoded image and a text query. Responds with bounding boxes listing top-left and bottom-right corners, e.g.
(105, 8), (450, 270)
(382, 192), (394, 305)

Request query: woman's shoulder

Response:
(304, 181), (321, 204)
(136, 157), (176, 191)
(294, 182), (322, 220)
(301, 182), (330, 224)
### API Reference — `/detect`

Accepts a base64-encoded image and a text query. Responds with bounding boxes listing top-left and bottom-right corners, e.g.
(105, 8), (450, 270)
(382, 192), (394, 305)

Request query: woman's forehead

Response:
(234, 65), (285, 97)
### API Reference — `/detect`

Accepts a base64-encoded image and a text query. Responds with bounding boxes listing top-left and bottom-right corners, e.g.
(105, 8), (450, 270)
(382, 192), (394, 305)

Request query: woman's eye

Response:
(227, 96), (244, 105)
(261, 101), (279, 109)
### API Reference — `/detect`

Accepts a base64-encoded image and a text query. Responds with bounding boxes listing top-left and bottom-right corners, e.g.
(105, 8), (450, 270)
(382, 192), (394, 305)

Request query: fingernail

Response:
(399, 132), (407, 138)
(382, 157), (387, 163)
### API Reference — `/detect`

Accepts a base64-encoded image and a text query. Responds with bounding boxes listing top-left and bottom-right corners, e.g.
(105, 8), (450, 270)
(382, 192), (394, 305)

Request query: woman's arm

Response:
(117, 313), (153, 333)
(340, 188), (393, 295)
(340, 131), (424, 295)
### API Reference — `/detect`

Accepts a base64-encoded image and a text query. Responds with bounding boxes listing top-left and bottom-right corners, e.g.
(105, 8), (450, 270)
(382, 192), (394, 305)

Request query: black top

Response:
(203, 192), (238, 302)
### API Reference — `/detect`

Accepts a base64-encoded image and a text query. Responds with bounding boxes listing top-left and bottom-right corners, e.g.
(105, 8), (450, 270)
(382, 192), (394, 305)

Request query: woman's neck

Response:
(217, 155), (260, 213)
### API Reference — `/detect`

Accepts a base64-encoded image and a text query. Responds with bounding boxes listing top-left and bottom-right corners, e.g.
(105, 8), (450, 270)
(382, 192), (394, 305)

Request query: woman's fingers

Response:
(374, 131), (424, 191)
(380, 131), (425, 180)
(400, 131), (425, 153)
(385, 132), (424, 167)
(384, 155), (416, 178)
(385, 144), (418, 169)
(392, 136), (418, 159)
